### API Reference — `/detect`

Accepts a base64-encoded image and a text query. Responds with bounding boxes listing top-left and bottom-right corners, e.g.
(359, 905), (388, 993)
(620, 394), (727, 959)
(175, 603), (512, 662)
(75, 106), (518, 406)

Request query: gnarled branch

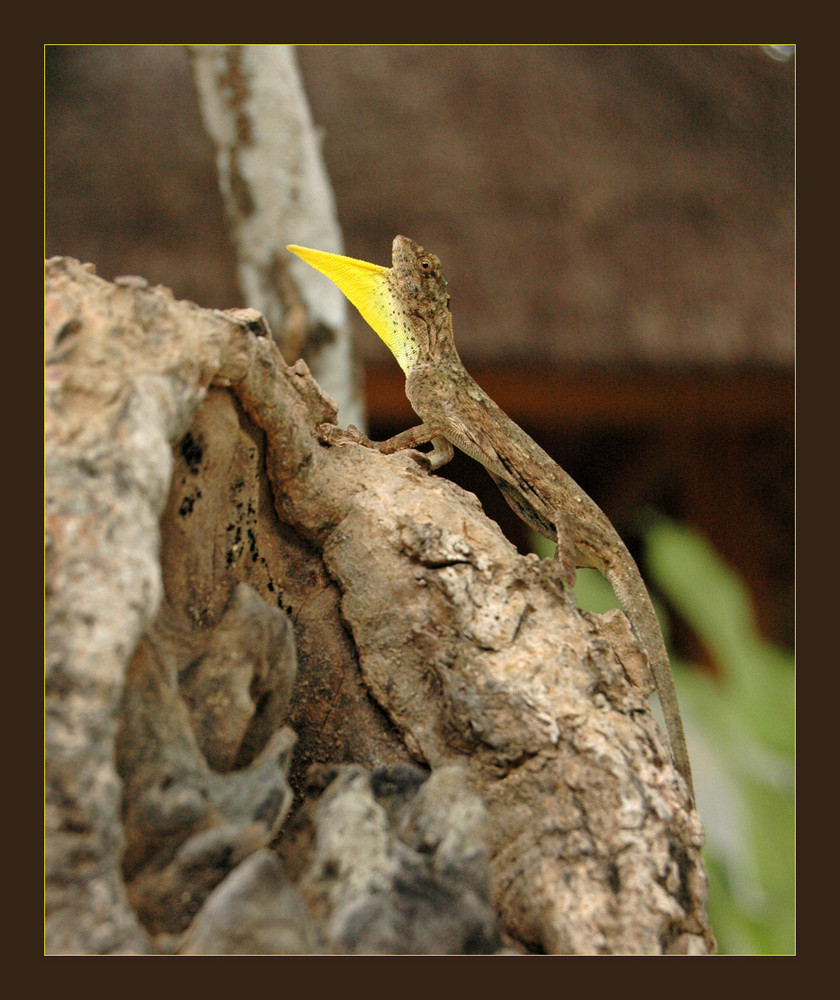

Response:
(45, 258), (712, 954)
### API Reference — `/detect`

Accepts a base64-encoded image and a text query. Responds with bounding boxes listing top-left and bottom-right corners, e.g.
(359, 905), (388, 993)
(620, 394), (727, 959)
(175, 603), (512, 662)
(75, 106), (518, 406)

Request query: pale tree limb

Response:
(44, 260), (713, 954)
(187, 44), (365, 428)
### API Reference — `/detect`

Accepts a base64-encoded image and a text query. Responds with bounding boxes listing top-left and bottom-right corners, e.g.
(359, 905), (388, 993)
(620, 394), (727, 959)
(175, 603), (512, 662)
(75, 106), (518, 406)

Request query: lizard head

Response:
(287, 236), (454, 374)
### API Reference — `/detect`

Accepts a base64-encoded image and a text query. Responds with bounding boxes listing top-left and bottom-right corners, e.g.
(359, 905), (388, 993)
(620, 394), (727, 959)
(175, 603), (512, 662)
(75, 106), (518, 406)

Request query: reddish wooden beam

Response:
(364, 363), (794, 431)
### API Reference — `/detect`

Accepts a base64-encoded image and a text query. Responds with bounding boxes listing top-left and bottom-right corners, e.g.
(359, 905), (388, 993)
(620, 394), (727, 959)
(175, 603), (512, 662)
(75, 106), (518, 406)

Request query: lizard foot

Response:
(318, 424), (434, 472)
(318, 423), (377, 449)
(552, 511), (579, 589)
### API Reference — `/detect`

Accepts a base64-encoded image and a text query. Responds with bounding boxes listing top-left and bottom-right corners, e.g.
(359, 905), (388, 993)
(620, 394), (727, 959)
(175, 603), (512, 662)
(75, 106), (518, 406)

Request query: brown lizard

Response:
(288, 235), (693, 796)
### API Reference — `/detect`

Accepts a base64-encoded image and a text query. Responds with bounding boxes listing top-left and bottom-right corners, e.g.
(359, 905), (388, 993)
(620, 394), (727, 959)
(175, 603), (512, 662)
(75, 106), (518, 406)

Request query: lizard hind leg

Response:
(551, 511), (579, 589)
(486, 471), (577, 586)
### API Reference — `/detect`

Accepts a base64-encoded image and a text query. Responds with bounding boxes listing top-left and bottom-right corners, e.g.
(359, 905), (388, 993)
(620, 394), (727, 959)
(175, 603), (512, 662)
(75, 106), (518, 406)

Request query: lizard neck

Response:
(387, 284), (463, 376)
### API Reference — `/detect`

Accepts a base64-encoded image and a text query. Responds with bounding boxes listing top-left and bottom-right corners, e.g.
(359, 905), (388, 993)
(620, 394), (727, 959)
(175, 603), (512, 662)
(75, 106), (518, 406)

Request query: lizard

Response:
(287, 235), (694, 797)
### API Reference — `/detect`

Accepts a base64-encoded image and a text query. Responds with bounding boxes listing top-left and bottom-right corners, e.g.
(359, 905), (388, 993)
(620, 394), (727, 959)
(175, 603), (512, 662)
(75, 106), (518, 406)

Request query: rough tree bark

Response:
(44, 257), (713, 954)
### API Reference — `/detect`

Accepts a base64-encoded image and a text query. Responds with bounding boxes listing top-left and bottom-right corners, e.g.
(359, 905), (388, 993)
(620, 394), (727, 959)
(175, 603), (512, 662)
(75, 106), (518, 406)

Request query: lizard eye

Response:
(418, 256), (433, 275)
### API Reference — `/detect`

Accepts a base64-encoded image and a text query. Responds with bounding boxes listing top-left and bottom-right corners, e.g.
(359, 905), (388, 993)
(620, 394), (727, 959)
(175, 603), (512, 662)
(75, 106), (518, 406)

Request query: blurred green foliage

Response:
(532, 518), (795, 954)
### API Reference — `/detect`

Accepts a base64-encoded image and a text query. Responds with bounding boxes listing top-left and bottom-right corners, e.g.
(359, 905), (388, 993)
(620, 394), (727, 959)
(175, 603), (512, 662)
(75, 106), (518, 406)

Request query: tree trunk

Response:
(45, 257), (713, 954)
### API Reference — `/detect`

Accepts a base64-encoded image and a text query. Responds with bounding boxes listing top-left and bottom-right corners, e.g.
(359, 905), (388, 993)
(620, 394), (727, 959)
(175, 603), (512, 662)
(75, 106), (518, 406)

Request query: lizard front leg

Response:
(320, 421), (454, 470)
(376, 424), (454, 470)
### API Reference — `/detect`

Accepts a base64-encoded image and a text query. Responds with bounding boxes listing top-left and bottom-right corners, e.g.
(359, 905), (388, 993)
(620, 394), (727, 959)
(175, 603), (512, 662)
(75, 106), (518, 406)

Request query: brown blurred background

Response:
(44, 44), (795, 658)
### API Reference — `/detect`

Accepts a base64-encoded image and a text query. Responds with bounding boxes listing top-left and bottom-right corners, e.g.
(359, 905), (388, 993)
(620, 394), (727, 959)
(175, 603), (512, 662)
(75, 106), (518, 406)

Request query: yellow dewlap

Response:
(287, 245), (411, 369)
